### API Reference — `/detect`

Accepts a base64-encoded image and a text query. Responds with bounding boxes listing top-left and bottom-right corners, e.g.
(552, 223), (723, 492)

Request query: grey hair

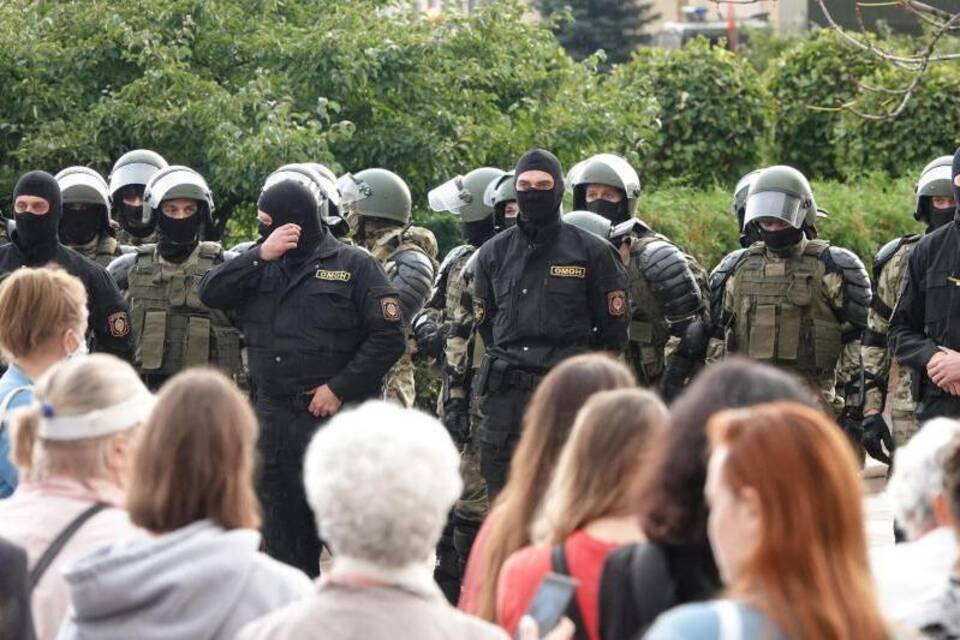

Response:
(303, 401), (462, 568)
(886, 417), (960, 540)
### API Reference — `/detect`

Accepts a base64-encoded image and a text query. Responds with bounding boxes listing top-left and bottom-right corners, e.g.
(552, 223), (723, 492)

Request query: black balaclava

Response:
(257, 180), (323, 265)
(493, 202), (517, 232)
(515, 149), (564, 229)
(759, 224), (804, 255)
(584, 189), (630, 225)
(460, 215), (496, 248)
(157, 202), (205, 263)
(115, 184), (155, 239)
(951, 146), (960, 225)
(13, 170), (61, 265)
(927, 199), (955, 232)
(60, 203), (108, 246)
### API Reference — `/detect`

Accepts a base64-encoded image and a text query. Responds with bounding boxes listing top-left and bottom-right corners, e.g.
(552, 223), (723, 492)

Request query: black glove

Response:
(660, 354), (693, 403)
(443, 397), (471, 446)
(838, 406), (864, 447)
(861, 413), (894, 465)
(412, 313), (445, 362)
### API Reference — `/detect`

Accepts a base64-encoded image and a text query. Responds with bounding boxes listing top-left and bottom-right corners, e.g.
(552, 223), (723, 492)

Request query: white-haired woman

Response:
(872, 417), (960, 628)
(238, 401), (511, 640)
(0, 354), (148, 640)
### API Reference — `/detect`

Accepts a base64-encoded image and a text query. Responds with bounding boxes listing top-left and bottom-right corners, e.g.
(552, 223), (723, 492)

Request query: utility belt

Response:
(477, 355), (543, 394)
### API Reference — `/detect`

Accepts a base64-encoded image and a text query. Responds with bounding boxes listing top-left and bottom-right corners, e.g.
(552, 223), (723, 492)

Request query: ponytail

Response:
(10, 404), (41, 474)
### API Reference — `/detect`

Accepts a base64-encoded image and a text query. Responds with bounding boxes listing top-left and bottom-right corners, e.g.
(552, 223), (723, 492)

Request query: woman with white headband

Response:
(0, 353), (150, 640)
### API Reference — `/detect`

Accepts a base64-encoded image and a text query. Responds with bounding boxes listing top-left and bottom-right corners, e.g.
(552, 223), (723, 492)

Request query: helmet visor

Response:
(428, 176), (473, 213)
(744, 191), (806, 230)
(917, 164), (953, 198)
(566, 154), (640, 197)
(337, 173), (372, 206)
(109, 162), (163, 197)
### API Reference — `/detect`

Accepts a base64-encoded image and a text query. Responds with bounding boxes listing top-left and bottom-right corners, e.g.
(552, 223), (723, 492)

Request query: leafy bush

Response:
(766, 29), (882, 179)
(612, 38), (770, 187)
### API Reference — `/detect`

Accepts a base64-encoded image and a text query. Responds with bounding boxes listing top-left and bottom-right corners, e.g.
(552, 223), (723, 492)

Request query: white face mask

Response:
(67, 330), (89, 360)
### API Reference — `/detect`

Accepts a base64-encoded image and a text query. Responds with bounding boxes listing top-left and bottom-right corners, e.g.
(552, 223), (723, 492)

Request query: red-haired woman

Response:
(645, 402), (898, 640)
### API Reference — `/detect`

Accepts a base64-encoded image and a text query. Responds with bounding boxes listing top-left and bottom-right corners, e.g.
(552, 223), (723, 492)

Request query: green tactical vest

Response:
(72, 234), (120, 268)
(625, 234), (671, 384)
(731, 239), (842, 381)
(127, 242), (243, 379)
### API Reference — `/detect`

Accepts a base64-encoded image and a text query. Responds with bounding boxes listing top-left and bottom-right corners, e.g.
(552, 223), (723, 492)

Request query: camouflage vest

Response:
(117, 229), (157, 247)
(625, 234), (671, 382)
(732, 239), (842, 379)
(71, 234), (119, 268)
(370, 225), (439, 269)
(127, 242), (243, 378)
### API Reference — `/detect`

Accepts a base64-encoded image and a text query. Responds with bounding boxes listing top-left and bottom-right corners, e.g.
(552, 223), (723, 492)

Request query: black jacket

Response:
(473, 218), (629, 373)
(0, 537), (34, 640)
(198, 232), (406, 402)
(889, 217), (960, 402)
(0, 242), (134, 362)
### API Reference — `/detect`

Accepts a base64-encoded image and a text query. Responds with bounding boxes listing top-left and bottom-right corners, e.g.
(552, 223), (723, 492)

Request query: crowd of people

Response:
(0, 140), (959, 639)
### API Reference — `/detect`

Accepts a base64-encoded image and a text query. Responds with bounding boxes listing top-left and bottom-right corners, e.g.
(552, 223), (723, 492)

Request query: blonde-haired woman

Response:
(0, 266), (89, 498)
(58, 369), (312, 640)
(496, 388), (667, 640)
(0, 354), (148, 640)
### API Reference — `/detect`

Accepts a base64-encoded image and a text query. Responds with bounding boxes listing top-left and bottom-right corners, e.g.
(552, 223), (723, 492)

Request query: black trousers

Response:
(255, 394), (325, 578)
(917, 393), (960, 423)
(478, 386), (530, 503)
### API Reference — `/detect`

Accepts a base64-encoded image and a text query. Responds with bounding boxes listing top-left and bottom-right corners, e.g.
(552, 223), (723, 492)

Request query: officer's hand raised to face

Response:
(260, 223), (302, 261)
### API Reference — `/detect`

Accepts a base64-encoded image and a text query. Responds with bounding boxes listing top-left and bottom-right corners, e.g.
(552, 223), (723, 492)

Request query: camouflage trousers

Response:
(383, 351), (416, 408)
(889, 363), (919, 446)
(453, 381), (489, 571)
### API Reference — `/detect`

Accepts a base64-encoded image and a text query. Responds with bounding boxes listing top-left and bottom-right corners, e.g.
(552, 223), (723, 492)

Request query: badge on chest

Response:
(315, 269), (352, 282)
(550, 265), (587, 279)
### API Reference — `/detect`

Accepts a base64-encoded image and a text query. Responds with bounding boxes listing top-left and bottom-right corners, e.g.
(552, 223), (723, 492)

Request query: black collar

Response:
(518, 214), (562, 246)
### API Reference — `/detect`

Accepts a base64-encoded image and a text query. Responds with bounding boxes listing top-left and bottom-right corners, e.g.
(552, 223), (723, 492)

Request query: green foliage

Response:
(833, 63), (960, 179)
(765, 29), (882, 179)
(613, 38), (770, 187)
(538, 0), (659, 66)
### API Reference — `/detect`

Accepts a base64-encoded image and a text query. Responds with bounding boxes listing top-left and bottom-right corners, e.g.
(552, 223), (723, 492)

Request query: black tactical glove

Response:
(660, 355), (693, 403)
(412, 312), (445, 362)
(443, 397), (471, 446)
(838, 405), (864, 447)
(861, 413), (894, 465)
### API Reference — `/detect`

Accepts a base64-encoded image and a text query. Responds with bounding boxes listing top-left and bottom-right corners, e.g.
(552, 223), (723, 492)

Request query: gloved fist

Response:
(412, 313), (445, 362)
(443, 398), (471, 446)
(861, 413), (894, 465)
(838, 406), (864, 447)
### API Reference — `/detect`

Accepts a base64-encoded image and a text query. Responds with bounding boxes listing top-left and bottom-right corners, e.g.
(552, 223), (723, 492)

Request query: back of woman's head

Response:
(945, 436), (960, 528)
(126, 368), (260, 533)
(475, 353), (634, 621)
(708, 402), (888, 640)
(0, 267), (87, 360)
(536, 388), (667, 544)
(11, 354), (148, 483)
(639, 357), (817, 545)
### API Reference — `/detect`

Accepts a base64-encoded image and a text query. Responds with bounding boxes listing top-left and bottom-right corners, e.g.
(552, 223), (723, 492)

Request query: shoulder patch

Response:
(608, 290), (627, 317)
(316, 269), (352, 282)
(473, 297), (487, 325)
(380, 296), (402, 322)
(550, 265), (587, 279)
(107, 311), (130, 338)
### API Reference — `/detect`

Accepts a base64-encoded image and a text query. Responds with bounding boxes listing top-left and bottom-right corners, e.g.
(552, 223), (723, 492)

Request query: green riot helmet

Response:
(564, 210), (613, 242)
(262, 164), (326, 222)
(567, 153), (641, 225)
(55, 167), (112, 246)
(304, 163), (342, 221)
(732, 169), (763, 248)
(915, 155), (955, 227)
(142, 165), (214, 226)
(338, 168), (411, 230)
(485, 172), (518, 233)
(428, 167), (504, 222)
(743, 165), (817, 231)
(108, 149), (168, 236)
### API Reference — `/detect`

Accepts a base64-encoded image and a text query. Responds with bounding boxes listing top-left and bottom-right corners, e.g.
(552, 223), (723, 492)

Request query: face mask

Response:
(460, 218), (495, 248)
(67, 330), (89, 360)
(517, 188), (560, 225)
(59, 205), (104, 246)
(504, 216), (518, 229)
(759, 226), (804, 254)
(119, 203), (155, 238)
(928, 206), (955, 231)
(586, 198), (628, 224)
(157, 211), (203, 262)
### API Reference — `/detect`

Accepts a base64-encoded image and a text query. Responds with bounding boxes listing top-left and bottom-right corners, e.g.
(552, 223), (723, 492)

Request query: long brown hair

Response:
(473, 353), (635, 622)
(536, 388), (666, 545)
(126, 369), (261, 533)
(708, 402), (889, 640)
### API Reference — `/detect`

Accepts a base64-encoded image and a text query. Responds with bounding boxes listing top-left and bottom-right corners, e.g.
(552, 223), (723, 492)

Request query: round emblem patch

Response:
(107, 312), (131, 337)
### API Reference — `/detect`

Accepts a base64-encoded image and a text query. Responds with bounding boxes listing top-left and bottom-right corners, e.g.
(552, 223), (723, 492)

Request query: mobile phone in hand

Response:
(524, 572), (578, 636)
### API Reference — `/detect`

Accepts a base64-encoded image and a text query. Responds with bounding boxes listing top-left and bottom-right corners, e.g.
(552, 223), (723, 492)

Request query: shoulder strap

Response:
(29, 502), (109, 591)
(550, 544), (589, 640)
(0, 385), (31, 439)
(714, 601), (743, 640)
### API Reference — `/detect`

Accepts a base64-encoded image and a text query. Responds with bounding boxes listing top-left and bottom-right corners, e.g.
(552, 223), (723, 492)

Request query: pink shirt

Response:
(0, 476), (144, 640)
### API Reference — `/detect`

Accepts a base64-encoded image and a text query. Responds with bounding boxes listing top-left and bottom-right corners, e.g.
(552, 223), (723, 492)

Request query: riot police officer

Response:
(890, 148), (960, 422)
(0, 171), (134, 361)
(567, 153), (640, 225)
(488, 171), (519, 233)
(108, 149), (168, 246)
(861, 155), (956, 462)
(472, 149), (629, 500)
(731, 168), (763, 248)
(55, 167), (122, 267)
(199, 178), (405, 577)
(339, 168), (436, 408)
(107, 166), (243, 390)
(711, 165), (871, 437)
(565, 210), (707, 400)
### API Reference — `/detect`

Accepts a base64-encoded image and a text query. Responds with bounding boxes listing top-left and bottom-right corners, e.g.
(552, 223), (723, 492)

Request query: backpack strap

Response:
(29, 502), (109, 591)
(550, 544), (590, 640)
(714, 601), (743, 640)
(0, 386), (32, 439)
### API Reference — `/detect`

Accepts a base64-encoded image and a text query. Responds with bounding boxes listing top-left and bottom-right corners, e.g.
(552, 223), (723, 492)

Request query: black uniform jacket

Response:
(0, 240), (134, 361)
(198, 232), (405, 402)
(473, 218), (629, 373)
